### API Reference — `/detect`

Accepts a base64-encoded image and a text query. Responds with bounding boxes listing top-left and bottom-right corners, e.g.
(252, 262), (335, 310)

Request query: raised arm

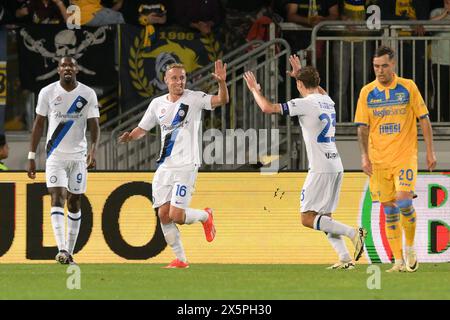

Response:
(244, 71), (281, 114)
(28, 114), (46, 179)
(210, 60), (229, 108)
(357, 125), (372, 176)
(87, 117), (100, 169)
(419, 116), (437, 171)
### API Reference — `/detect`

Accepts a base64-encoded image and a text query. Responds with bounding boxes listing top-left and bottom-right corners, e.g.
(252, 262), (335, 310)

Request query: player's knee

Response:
(67, 196), (81, 212)
(51, 194), (65, 207)
(382, 200), (396, 208)
(301, 213), (314, 228)
(157, 206), (170, 223)
(396, 198), (414, 216)
(169, 213), (185, 225)
(169, 208), (185, 225)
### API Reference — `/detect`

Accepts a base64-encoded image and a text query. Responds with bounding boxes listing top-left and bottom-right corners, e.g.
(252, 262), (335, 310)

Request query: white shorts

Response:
(300, 172), (343, 214)
(152, 166), (198, 209)
(46, 159), (87, 194)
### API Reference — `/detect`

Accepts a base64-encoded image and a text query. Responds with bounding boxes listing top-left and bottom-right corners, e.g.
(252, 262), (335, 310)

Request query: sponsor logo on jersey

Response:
(325, 152), (340, 159)
(50, 176), (57, 183)
(318, 102), (334, 110)
(379, 122), (401, 135)
(54, 111), (82, 120)
(372, 107), (406, 118)
(395, 92), (406, 101)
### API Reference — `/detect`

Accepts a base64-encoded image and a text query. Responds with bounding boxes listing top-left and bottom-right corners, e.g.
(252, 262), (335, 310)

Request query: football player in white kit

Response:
(244, 55), (367, 269)
(27, 56), (100, 265)
(118, 61), (229, 268)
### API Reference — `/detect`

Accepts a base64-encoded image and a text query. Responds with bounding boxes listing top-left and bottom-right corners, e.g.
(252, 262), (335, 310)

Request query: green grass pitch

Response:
(0, 264), (449, 300)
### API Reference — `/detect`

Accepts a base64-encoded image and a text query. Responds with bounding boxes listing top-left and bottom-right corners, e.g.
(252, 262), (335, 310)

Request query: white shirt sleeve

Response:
(87, 90), (100, 119)
(280, 98), (306, 117)
(35, 88), (49, 116)
(138, 100), (158, 131)
(194, 91), (213, 110)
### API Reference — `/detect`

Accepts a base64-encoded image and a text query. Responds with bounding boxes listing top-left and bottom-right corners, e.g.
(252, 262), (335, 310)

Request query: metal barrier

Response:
(101, 39), (292, 170)
(311, 20), (450, 124)
(277, 21), (450, 124)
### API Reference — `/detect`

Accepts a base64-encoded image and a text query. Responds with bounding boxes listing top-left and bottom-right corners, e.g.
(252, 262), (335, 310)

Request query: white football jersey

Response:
(281, 93), (343, 173)
(36, 81), (99, 161)
(138, 89), (213, 169)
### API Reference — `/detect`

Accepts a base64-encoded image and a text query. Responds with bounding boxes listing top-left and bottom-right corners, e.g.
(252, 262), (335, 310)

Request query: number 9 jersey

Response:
(281, 94), (343, 173)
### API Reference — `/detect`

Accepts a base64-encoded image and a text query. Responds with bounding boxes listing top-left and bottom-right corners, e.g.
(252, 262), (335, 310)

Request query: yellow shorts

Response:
(369, 160), (417, 203)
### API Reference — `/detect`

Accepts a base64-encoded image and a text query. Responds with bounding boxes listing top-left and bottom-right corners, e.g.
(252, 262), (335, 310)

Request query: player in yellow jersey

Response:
(355, 46), (437, 273)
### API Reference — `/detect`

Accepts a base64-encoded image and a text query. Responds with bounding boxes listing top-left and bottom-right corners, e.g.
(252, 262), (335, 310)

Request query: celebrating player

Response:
(118, 61), (229, 268)
(28, 56), (100, 265)
(355, 46), (436, 272)
(244, 55), (367, 269)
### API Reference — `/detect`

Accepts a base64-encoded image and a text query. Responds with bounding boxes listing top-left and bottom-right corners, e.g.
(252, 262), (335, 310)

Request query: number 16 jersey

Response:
(281, 94), (343, 173)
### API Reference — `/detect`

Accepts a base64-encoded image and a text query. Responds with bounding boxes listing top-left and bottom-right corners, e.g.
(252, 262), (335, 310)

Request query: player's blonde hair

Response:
(165, 63), (185, 74)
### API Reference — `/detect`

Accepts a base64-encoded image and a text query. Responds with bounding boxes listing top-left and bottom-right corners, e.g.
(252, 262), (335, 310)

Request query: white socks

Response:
(51, 207), (82, 254)
(51, 207), (66, 252)
(184, 208), (208, 225)
(326, 233), (351, 263)
(67, 210), (81, 255)
(161, 222), (187, 262)
(313, 215), (356, 239)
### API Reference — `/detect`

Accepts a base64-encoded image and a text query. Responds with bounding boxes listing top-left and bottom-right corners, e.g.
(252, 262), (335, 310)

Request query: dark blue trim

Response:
(419, 113), (429, 119)
(156, 129), (180, 166)
(47, 120), (74, 158)
(386, 216), (400, 222)
(67, 96), (88, 114)
(51, 212), (64, 216)
(46, 96), (88, 158)
(68, 215), (81, 221)
(316, 215), (323, 230)
(400, 209), (415, 217)
(156, 103), (189, 166)
(281, 103), (289, 116)
(354, 122), (368, 127)
(171, 103), (189, 125)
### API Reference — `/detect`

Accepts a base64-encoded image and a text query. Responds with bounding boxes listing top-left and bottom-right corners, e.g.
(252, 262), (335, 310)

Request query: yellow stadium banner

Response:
(0, 172), (449, 264)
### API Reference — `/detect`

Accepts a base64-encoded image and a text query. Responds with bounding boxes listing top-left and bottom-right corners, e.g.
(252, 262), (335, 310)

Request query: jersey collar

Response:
(57, 81), (79, 93)
(375, 73), (398, 91)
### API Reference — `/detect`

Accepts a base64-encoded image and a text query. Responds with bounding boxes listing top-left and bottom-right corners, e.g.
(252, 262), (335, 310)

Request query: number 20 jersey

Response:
(281, 94), (343, 173)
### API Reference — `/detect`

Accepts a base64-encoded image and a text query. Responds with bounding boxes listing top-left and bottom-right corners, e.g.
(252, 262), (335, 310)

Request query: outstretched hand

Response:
(243, 71), (261, 93)
(212, 60), (227, 82)
(118, 132), (131, 144)
(287, 54), (301, 78)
